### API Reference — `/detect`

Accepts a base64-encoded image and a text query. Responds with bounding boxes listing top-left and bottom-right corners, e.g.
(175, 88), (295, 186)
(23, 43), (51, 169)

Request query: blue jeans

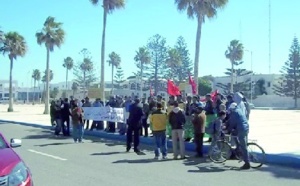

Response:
(153, 131), (167, 157)
(237, 131), (249, 163)
(54, 119), (62, 135)
(72, 124), (84, 142)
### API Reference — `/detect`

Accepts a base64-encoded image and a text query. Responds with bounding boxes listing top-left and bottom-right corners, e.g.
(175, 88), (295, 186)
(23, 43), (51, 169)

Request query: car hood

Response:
(0, 148), (21, 176)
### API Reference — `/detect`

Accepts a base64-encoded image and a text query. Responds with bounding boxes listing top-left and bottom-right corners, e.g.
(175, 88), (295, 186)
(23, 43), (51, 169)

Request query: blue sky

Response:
(0, 0), (299, 87)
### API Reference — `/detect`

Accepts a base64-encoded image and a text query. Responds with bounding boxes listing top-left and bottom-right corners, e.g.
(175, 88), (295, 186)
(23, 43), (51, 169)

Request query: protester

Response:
(141, 97), (150, 137)
(150, 102), (168, 160)
(106, 96), (117, 133)
(71, 99), (84, 143)
(192, 103), (206, 158)
(204, 94), (216, 142)
(50, 100), (56, 129)
(90, 98), (104, 131)
(54, 100), (63, 136)
(169, 101), (186, 159)
(61, 98), (71, 136)
(126, 98), (144, 152)
(82, 97), (92, 130)
(227, 102), (250, 170)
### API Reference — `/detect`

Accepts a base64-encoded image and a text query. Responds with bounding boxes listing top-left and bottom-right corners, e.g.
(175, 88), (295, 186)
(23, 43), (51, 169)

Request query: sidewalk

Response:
(0, 104), (299, 168)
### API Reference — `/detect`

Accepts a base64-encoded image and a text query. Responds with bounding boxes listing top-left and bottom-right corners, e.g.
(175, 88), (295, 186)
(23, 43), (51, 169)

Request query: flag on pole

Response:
(188, 75), (197, 95)
(167, 80), (181, 96)
(150, 84), (154, 96)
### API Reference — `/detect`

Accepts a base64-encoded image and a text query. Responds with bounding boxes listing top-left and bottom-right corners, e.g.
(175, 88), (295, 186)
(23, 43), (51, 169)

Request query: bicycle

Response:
(208, 132), (266, 168)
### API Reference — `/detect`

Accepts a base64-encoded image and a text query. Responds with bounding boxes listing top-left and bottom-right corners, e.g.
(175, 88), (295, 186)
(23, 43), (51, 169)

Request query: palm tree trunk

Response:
(100, 8), (107, 101)
(230, 62), (234, 93)
(8, 58), (13, 112)
(194, 17), (203, 94)
(140, 63), (143, 98)
(44, 48), (50, 114)
(83, 71), (86, 97)
(33, 80), (36, 103)
(111, 65), (114, 94)
(66, 68), (68, 91)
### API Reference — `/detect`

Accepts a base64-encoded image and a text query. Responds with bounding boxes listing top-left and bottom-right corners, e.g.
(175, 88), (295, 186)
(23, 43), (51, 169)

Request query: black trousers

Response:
(91, 121), (104, 130)
(61, 117), (70, 135)
(84, 120), (90, 130)
(108, 122), (116, 132)
(126, 126), (140, 150)
(140, 118), (149, 137)
(194, 133), (204, 156)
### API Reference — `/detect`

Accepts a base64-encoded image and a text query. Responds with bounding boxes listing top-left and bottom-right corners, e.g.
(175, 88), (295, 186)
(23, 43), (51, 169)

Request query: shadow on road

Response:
(112, 158), (172, 164)
(91, 152), (125, 156)
(35, 142), (75, 147)
(257, 165), (300, 180)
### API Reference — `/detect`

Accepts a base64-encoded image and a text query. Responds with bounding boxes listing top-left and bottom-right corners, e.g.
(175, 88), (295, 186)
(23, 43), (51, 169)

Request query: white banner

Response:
(82, 107), (124, 122)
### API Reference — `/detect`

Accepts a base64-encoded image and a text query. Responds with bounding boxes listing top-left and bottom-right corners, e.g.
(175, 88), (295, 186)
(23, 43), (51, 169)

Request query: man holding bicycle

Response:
(227, 102), (250, 170)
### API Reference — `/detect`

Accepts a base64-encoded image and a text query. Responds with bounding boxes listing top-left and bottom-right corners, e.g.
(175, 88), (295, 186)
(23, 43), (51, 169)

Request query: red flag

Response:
(188, 75), (197, 95)
(167, 80), (181, 96)
(150, 85), (154, 96)
(211, 89), (219, 103)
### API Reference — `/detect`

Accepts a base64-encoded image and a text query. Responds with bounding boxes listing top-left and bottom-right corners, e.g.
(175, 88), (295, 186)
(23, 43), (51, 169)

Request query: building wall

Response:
(212, 74), (281, 95)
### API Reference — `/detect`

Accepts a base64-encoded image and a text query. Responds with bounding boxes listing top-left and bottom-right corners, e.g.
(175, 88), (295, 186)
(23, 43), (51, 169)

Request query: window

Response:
(268, 82), (271, 87)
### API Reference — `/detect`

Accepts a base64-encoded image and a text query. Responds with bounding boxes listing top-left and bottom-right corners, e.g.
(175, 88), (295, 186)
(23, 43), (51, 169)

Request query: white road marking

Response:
(28, 149), (67, 161)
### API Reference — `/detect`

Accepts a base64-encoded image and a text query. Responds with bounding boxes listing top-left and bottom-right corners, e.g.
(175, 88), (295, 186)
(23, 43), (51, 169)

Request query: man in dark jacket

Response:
(61, 98), (71, 136)
(126, 98), (144, 152)
(169, 101), (186, 159)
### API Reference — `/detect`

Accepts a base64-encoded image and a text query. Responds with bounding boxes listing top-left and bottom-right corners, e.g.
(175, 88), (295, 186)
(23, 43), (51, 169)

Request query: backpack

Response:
(205, 120), (216, 135)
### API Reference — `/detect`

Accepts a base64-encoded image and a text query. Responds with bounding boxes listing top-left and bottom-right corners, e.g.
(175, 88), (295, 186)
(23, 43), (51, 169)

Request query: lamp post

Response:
(245, 50), (253, 103)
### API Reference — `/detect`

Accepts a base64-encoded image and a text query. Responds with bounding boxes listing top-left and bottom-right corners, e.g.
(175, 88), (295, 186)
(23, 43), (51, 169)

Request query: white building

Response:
(212, 74), (281, 95)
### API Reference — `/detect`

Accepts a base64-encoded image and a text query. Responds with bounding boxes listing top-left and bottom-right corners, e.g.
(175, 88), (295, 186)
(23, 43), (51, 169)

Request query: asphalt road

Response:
(0, 122), (299, 186)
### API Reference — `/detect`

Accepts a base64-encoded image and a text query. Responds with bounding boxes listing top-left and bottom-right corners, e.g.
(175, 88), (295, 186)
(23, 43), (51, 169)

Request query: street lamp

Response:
(245, 50), (253, 103)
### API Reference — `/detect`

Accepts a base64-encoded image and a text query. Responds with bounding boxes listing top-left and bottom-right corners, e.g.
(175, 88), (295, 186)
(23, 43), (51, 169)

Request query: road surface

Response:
(0, 122), (299, 186)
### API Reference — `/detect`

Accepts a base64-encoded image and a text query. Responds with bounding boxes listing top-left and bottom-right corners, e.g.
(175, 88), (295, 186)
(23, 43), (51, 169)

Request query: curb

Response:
(1, 119), (299, 169)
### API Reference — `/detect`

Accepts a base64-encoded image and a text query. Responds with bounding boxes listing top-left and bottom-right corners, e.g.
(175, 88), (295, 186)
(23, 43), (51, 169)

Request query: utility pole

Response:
(269, 0), (272, 74)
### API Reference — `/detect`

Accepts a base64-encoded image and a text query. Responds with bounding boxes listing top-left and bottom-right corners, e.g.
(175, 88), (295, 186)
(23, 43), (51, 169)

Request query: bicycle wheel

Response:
(247, 142), (266, 168)
(209, 141), (232, 163)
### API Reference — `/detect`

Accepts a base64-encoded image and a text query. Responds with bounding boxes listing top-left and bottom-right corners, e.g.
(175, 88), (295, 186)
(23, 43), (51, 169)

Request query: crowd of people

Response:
(49, 91), (251, 170)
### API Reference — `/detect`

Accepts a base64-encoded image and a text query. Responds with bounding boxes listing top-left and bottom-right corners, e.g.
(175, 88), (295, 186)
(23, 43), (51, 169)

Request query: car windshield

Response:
(0, 136), (8, 149)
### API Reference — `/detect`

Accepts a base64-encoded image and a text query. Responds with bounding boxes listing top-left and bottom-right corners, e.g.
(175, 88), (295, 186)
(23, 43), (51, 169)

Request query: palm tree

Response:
(107, 52), (121, 93)
(32, 69), (41, 102)
(1, 32), (27, 112)
(63, 57), (74, 90)
(134, 47), (151, 96)
(175, 0), (228, 90)
(90, 0), (125, 101)
(225, 40), (244, 93)
(36, 16), (65, 114)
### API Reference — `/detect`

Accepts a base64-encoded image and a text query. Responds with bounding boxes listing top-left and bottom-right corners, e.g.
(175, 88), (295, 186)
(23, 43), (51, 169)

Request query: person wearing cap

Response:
(227, 102), (250, 169)
(150, 102), (168, 160)
(192, 103), (206, 157)
(126, 98), (144, 152)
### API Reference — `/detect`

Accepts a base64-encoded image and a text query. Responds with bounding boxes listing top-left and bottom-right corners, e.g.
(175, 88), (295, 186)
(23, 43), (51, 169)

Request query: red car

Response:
(0, 133), (33, 186)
